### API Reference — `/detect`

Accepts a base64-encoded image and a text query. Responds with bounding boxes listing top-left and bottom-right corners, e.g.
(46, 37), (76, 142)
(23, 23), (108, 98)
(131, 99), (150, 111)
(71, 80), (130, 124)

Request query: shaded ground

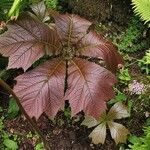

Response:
(2, 111), (146, 150)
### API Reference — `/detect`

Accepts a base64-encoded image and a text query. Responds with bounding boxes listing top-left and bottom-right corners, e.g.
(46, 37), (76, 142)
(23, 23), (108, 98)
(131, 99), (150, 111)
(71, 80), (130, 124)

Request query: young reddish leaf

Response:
(52, 12), (92, 46)
(89, 123), (106, 144)
(13, 59), (66, 119)
(107, 102), (130, 120)
(0, 15), (61, 71)
(65, 58), (117, 118)
(77, 31), (124, 73)
(107, 121), (130, 144)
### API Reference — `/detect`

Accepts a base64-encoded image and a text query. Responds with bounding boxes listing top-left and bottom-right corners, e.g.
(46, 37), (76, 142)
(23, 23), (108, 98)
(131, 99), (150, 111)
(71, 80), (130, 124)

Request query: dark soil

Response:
(1, 106), (147, 150)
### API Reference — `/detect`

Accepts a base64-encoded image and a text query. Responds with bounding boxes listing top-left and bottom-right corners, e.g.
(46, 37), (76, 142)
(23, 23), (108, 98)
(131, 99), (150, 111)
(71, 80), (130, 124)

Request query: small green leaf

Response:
(35, 142), (44, 150)
(118, 68), (131, 82)
(3, 139), (18, 150)
(109, 91), (127, 104)
(116, 92), (127, 102)
(128, 135), (141, 144)
(7, 97), (19, 119)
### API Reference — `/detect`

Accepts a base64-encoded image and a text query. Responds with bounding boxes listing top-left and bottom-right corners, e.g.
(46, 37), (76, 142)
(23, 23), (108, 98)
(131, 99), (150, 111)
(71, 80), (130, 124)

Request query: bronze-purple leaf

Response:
(77, 31), (124, 73)
(13, 59), (66, 119)
(65, 58), (117, 118)
(0, 11), (124, 120)
(0, 14), (61, 71)
(52, 12), (92, 46)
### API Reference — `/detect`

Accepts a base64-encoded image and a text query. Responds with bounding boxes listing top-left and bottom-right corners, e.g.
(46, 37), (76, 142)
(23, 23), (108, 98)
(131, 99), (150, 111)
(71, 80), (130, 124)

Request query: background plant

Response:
(132, 0), (150, 24)
(82, 102), (130, 144)
(127, 125), (150, 150)
(113, 17), (148, 53)
(45, 0), (58, 9)
(0, 116), (19, 150)
(138, 49), (150, 75)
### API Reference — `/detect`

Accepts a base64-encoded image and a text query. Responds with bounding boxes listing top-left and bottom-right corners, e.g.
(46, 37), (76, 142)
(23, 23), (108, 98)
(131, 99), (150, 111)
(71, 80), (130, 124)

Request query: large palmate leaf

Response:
(65, 58), (116, 118)
(82, 102), (130, 144)
(13, 59), (66, 119)
(0, 14), (61, 71)
(0, 10), (124, 120)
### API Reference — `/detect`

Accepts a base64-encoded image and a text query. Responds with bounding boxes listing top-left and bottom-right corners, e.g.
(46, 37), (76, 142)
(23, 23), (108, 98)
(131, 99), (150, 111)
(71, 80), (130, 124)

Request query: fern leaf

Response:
(0, 0), (14, 9)
(132, 0), (150, 23)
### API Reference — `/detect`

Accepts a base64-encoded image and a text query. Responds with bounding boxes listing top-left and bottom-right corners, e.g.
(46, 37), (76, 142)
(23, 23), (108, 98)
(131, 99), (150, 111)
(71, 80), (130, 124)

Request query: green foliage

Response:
(0, 0), (29, 20)
(127, 126), (150, 150)
(0, 0), (14, 20)
(108, 89), (127, 104)
(0, 0), (14, 10)
(118, 68), (131, 84)
(138, 49), (150, 74)
(115, 17), (148, 53)
(7, 97), (19, 119)
(3, 139), (18, 150)
(7, 0), (29, 19)
(0, 116), (18, 150)
(8, 0), (22, 18)
(45, 0), (58, 9)
(26, 131), (44, 150)
(35, 143), (44, 150)
(132, 0), (150, 23)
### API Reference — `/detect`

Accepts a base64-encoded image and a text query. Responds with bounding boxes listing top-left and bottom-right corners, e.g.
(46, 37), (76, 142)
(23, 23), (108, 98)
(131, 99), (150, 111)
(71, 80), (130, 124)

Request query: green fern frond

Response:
(132, 0), (150, 23)
(0, 0), (14, 10)
(0, 0), (14, 20)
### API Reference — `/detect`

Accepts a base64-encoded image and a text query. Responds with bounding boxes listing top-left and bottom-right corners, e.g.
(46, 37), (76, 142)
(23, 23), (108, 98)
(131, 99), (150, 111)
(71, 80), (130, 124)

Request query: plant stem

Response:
(0, 79), (50, 150)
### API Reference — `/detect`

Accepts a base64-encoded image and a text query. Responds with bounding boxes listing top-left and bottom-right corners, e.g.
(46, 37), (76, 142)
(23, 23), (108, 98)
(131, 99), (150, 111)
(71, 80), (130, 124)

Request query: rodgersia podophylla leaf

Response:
(65, 58), (116, 118)
(0, 14), (61, 71)
(82, 102), (130, 144)
(76, 31), (124, 73)
(0, 10), (124, 120)
(13, 59), (66, 119)
(52, 11), (92, 45)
